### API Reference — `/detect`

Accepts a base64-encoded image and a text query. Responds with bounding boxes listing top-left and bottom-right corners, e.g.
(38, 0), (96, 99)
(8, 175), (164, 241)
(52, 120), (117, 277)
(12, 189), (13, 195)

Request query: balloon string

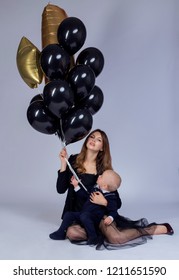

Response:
(64, 157), (89, 193)
(56, 120), (89, 193)
(59, 118), (66, 145)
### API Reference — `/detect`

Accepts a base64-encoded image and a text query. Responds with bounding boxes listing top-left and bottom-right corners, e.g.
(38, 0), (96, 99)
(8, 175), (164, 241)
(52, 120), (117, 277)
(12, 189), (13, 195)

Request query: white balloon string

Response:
(59, 118), (66, 146)
(64, 157), (89, 193)
(57, 119), (89, 193)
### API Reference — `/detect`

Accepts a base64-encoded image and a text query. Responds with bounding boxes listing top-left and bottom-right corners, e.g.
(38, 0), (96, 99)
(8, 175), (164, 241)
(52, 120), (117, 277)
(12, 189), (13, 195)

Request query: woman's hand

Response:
(103, 216), (113, 226)
(90, 191), (108, 206)
(59, 147), (68, 160)
(59, 148), (68, 171)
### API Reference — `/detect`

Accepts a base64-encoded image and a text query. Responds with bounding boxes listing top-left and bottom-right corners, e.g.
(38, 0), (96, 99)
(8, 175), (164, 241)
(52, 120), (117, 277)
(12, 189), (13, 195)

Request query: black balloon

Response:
(30, 94), (43, 104)
(76, 47), (104, 77)
(27, 100), (57, 135)
(43, 80), (74, 118)
(60, 108), (93, 145)
(80, 85), (104, 115)
(40, 44), (71, 80)
(57, 17), (86, 55)
(67, 65), (95, 103)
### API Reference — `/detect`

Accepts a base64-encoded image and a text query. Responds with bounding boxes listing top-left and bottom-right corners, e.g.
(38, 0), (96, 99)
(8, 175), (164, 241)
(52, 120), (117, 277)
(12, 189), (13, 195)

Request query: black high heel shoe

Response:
(161, 223), (174, 235)
(147, 222), (174, 235)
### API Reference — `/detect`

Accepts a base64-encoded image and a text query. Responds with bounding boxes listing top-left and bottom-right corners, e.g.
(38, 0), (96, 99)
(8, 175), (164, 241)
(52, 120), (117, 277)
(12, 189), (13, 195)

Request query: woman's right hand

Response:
(59, 147), (68, 160)
(59, 148), (68, 171)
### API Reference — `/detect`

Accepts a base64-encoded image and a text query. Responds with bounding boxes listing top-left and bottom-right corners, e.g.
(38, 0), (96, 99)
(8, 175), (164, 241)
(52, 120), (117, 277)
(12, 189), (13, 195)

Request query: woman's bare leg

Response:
(66, 224), (87, 241)
(99, 220), (169, 244)
(99, 220), (142, 244)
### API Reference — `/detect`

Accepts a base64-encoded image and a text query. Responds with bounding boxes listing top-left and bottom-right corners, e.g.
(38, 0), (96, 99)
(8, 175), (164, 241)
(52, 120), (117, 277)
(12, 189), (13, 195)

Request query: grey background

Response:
(0, 0), (179, 259)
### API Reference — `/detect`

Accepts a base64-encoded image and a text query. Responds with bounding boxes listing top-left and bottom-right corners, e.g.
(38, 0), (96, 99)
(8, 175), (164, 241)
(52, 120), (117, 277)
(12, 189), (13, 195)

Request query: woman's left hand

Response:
(90, 191), (107, 206)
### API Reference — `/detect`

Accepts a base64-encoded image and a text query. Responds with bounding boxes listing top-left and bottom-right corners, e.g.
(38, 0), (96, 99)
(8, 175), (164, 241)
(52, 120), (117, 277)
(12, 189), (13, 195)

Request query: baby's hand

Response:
(70, 176), (79, 188)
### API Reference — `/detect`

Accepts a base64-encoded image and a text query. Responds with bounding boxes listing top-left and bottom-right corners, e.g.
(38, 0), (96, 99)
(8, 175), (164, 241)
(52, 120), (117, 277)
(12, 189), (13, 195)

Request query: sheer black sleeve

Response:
(56, 154), (77, 194)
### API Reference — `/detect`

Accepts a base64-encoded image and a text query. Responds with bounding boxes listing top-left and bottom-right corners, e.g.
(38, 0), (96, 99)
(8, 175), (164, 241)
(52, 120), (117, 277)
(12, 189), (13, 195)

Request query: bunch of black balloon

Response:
(27, 16), (104, 145)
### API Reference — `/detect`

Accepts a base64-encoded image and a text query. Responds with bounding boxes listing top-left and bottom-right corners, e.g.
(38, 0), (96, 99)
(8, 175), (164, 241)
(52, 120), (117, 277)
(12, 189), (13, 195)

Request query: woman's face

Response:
(86, 131), (103, 152)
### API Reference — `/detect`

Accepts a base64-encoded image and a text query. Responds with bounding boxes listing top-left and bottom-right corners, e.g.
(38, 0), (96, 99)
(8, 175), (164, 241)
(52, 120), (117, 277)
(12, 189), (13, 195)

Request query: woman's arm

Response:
(56, 153), (77, 194)
(56, 170), (69, 193)
(59, 148), (68, 172)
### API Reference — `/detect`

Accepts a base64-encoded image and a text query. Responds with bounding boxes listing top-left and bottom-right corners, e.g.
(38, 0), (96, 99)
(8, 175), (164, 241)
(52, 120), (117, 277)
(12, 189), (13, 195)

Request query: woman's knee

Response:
(66, 225), (87, 241)
(107, 232), (127, 244)
(66, 226), (79, 239)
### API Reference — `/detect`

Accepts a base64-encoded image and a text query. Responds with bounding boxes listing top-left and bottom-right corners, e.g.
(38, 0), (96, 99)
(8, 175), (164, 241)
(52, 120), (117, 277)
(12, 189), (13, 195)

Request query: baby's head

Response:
(97, 170), (121, 192)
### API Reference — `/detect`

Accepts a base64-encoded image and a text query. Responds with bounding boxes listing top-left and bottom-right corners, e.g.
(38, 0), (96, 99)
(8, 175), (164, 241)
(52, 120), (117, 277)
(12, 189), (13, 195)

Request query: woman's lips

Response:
(89, 141), (95, 146)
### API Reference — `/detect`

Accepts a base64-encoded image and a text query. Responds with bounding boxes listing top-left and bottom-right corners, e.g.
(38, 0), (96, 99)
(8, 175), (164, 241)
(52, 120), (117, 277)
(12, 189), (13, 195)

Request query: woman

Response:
(51, 129), (174, 249)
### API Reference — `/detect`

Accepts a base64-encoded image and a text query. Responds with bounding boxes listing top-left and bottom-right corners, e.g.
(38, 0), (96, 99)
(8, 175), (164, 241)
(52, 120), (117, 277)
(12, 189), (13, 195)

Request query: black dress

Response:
(56, 154), (152, 250)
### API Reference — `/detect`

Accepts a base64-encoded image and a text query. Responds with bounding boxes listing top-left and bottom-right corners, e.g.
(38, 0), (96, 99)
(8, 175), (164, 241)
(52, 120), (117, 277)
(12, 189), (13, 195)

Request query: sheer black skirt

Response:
(68, 214), (153, 250)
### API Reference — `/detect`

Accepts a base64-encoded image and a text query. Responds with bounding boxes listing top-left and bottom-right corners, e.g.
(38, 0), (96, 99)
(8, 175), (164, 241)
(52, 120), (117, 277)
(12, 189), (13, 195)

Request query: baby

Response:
(49, 169), (121, 245)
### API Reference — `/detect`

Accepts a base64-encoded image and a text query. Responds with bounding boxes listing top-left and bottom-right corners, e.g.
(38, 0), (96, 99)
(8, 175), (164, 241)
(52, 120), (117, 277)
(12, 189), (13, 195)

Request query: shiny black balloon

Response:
(57, 17), (86, 55)
(60, 108), (93, 145)
(76, 47), (104, 77)
(80, 85), (104, 115)
(27, 100), (57, 135)
(40, 44), (71, 80)
(43, 80), (74, 118)
(30, 94), (43, 104)
(67, 65), (95, 103)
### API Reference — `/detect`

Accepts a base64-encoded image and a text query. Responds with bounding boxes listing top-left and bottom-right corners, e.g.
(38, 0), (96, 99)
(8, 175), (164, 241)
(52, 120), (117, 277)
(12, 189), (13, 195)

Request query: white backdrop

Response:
(0, 0), (179, 260)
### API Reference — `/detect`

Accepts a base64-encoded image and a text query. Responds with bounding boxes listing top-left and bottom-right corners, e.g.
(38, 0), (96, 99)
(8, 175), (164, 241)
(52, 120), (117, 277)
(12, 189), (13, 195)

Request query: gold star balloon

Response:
(16, 37), (43, 88)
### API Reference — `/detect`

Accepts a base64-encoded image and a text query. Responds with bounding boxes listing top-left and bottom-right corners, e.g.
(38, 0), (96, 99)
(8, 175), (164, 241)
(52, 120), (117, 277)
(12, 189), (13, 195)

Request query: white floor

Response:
(0, 199), (178, 260)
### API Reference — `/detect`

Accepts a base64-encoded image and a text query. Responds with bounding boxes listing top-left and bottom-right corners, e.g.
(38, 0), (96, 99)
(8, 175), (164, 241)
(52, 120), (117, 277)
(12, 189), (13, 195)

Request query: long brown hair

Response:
(74, 129), (113, 174)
